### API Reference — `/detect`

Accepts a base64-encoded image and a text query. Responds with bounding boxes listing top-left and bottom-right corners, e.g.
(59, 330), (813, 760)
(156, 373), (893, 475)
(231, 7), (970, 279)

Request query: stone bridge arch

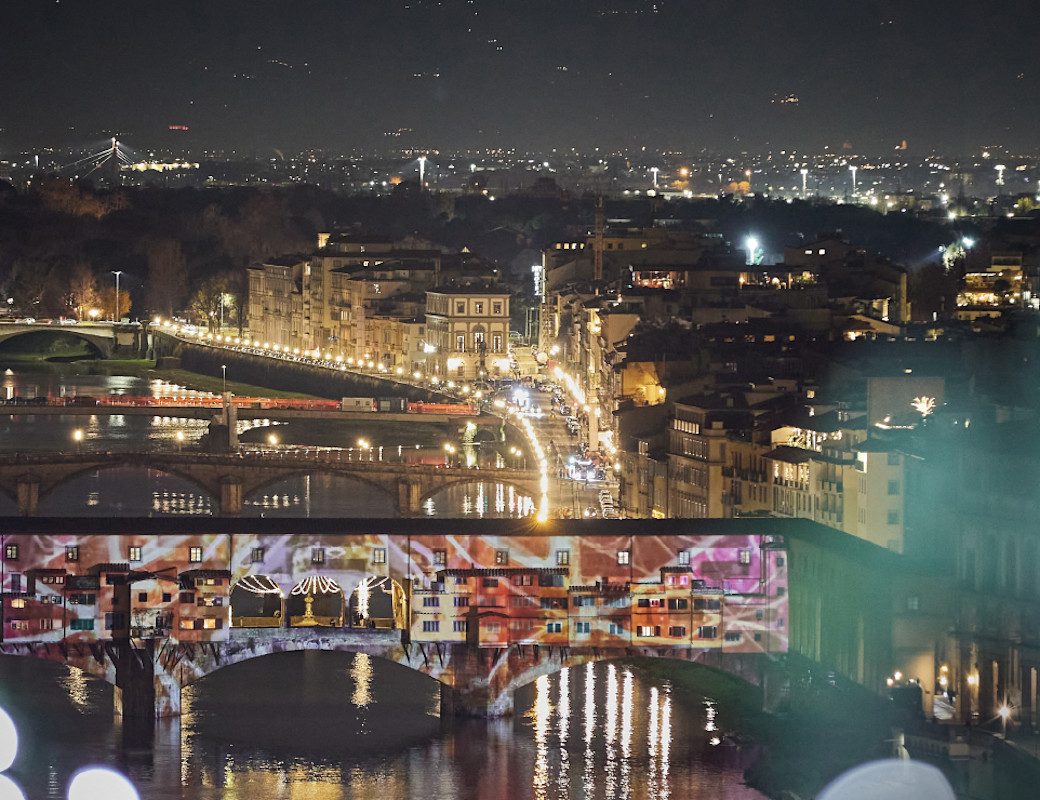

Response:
(0, 327), (112, 358)
(35, 461), (217, 514)
(239, 469), (397, 516)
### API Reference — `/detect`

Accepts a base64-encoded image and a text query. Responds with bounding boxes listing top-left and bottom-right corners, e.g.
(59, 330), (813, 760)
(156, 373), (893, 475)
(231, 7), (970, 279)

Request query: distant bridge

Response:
(0, 321), (148, 358)
(0, 451), (540, 516)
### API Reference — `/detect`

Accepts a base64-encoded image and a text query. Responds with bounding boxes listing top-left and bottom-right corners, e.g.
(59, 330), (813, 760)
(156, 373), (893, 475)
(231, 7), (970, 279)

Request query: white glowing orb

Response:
(0, 774), (26, 800)
(0, 708), (16, 772)
(68, 768), (139, 800)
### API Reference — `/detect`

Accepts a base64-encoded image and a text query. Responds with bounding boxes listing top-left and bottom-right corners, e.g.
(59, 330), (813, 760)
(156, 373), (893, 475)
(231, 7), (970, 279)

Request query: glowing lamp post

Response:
(72, 428), (83, 454)
(111, 270), (123, 321)
(998, 704), (1011, 739)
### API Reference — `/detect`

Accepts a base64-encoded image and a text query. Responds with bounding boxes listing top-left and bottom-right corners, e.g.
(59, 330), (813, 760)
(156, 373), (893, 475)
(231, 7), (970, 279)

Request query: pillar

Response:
(16, 477), (39, 517)
(111, 641), (156, 718)
(220, 477), (243, 516)
(397, 477), (422, 517)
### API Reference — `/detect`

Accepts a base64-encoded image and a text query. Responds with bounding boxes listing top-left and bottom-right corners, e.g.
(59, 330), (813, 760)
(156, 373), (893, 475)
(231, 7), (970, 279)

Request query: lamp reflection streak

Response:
(351, 652), (373, 708)
(648, 686), (659, 800)
(621, 669), (633, 799)
(605, 664), (618, 798)
(558, 668), (570, 793)
(532, 673), (551, 800)
(583, 662), (596, 798)
(661, 687), (672, 800)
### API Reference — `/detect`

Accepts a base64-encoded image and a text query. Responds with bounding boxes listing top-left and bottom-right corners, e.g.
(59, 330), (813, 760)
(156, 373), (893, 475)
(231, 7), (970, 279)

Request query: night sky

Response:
(1, 0), (1037, 155)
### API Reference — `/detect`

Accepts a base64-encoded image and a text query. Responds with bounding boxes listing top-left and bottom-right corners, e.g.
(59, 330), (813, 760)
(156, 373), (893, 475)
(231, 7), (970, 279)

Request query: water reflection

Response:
(41, 467), (214, 517)
(423, 482), (535, 518)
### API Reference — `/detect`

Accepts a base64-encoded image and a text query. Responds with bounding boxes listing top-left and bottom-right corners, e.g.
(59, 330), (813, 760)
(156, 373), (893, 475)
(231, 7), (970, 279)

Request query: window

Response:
(693, 598), (721, 611)
(4, 544), (18, 560)
(453, 620), (468, 633)
(179, 620), (194, 631)
(492, 302), (503, 315)
(724, 631), (742, 642)
(608, 622), (625, 635)
(9, 574), (22, 593)
(455, 334), (466, 352)
(667, 598), (688, 610)
(422, 620), (440, 633)
(668, 626), (687, 637)
(906, 595), (920, 612)
(492, 334), (502, 353)
(482, 578), (499, 588)
(513, 574), (533, 586)
(485, 621), (501, 633)
(10, 599), (26, 609)
(203, 618), (220, 630)
(138, 592), (148, 603)
(456, 301), (466, 314)
(697, 625), (718, 639)
(454, 596), (470, 607)
(105, 612), (126, 630)
(39, 618), (55, 632)
(68, 593), (95, 605)
(637, 626), (660, 637)
(540, 597), (568, 610)
(556, 549), (570, 566)
(162, 593), (172, 603)
(776, 587), (786, 596)
(179, 592), (195, 604)
(189, 547), (202, 563)
(70, 618), (94, 631)
(65, 546), (79, 562)
(887, 511), (900, 526)
(617, 550), (630, 566)
(251, 548), (265, 563)
(128, 546), (142, 562)
(546, 622), (562, 633)
(678, 550), (691, 566)
(495, 549), (509, 566)
(41, 575), (64, 585)
(474, 302), (484, 314)
(433, 549), (447, 566)
(887, 480), (900, 495)
(539, 574), (564, 588)
(423, 596), (440, 607)
(739, 549), (751, 565)
(776, 556), (785, 567)
(575, 621), (591, 634)
(311, 548), (325, 565)
(372, 548), (386, 564)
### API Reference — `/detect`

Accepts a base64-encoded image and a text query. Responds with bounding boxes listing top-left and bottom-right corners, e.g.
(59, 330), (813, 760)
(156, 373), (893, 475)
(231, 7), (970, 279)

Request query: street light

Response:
(221, 364), (227, 396)
(268, 433), (278, 447)
(111, 271), (123, 321)
(73, 428), (83, 453)
(998, 704), (1012, 738)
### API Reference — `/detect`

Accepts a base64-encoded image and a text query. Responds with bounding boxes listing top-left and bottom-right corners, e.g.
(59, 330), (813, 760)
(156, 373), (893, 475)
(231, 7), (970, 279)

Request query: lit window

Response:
(189, 547), (203, 563)
(678, 550), (690, 566)
(10, 599), (26, 609)
(372, 548), (387, 564)
(556, 549), (570, 566)
(617, 550), (630, 566)
(4, 544), (18, 560)
(251, 548), (265, 563)
(128, 546), (142, 562)
(65, 546), (79, 562)
(433, 549), (447, 566)
(311, 548), (325, 564)
(495, 549), (509, 566)
(739, 549), (751, 565)
(203, 618), (218, 630)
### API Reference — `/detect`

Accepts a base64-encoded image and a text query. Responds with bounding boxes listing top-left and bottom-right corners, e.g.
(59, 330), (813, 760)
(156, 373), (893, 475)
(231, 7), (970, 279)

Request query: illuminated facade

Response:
(0, 518), (789, 716)
(425, 285), (512, 380)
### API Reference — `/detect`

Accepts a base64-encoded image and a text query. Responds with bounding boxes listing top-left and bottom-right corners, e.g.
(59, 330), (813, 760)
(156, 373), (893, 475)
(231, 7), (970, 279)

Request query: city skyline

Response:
(1, 0), (1038, 155)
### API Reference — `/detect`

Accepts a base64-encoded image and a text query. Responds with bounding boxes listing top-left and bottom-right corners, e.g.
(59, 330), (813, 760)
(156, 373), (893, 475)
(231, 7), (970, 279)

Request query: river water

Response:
(0, 371), (533, 518)
(0, 653), (765, 800)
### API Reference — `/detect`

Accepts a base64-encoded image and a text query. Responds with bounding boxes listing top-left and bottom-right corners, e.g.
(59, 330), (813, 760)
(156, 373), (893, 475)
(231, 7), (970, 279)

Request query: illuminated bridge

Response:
(0, 452), (541, 516)
(0, 517), (802, 718)
(0, 320), (148, 358)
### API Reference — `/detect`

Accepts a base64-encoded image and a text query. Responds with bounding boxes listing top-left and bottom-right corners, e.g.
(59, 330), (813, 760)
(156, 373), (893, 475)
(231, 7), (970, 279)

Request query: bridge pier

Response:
(397, 477), (423, 517)
(220, 477), (243, 516)
(16, 477), (39, 516)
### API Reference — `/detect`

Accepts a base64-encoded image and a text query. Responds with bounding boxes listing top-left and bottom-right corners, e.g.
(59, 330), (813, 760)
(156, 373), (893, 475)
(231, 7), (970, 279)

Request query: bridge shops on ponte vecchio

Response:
(0, 516), (973, 724)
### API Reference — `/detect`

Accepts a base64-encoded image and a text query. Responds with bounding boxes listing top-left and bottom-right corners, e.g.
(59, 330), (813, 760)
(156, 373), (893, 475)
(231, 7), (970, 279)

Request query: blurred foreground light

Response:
(0, 774), (26, 800)
(68, 767), (140, 800)
(0, 707), (17, 771)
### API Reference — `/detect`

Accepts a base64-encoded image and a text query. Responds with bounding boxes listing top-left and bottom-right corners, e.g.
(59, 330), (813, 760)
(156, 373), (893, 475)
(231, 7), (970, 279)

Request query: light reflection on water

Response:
(0, 655), (765, 800)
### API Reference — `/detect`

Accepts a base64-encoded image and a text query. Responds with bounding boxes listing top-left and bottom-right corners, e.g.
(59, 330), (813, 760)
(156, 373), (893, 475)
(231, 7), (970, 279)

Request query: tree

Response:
(68, 264), (101, 320)
(99, 287), (131, 321)
(144, 239), (188, 317)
